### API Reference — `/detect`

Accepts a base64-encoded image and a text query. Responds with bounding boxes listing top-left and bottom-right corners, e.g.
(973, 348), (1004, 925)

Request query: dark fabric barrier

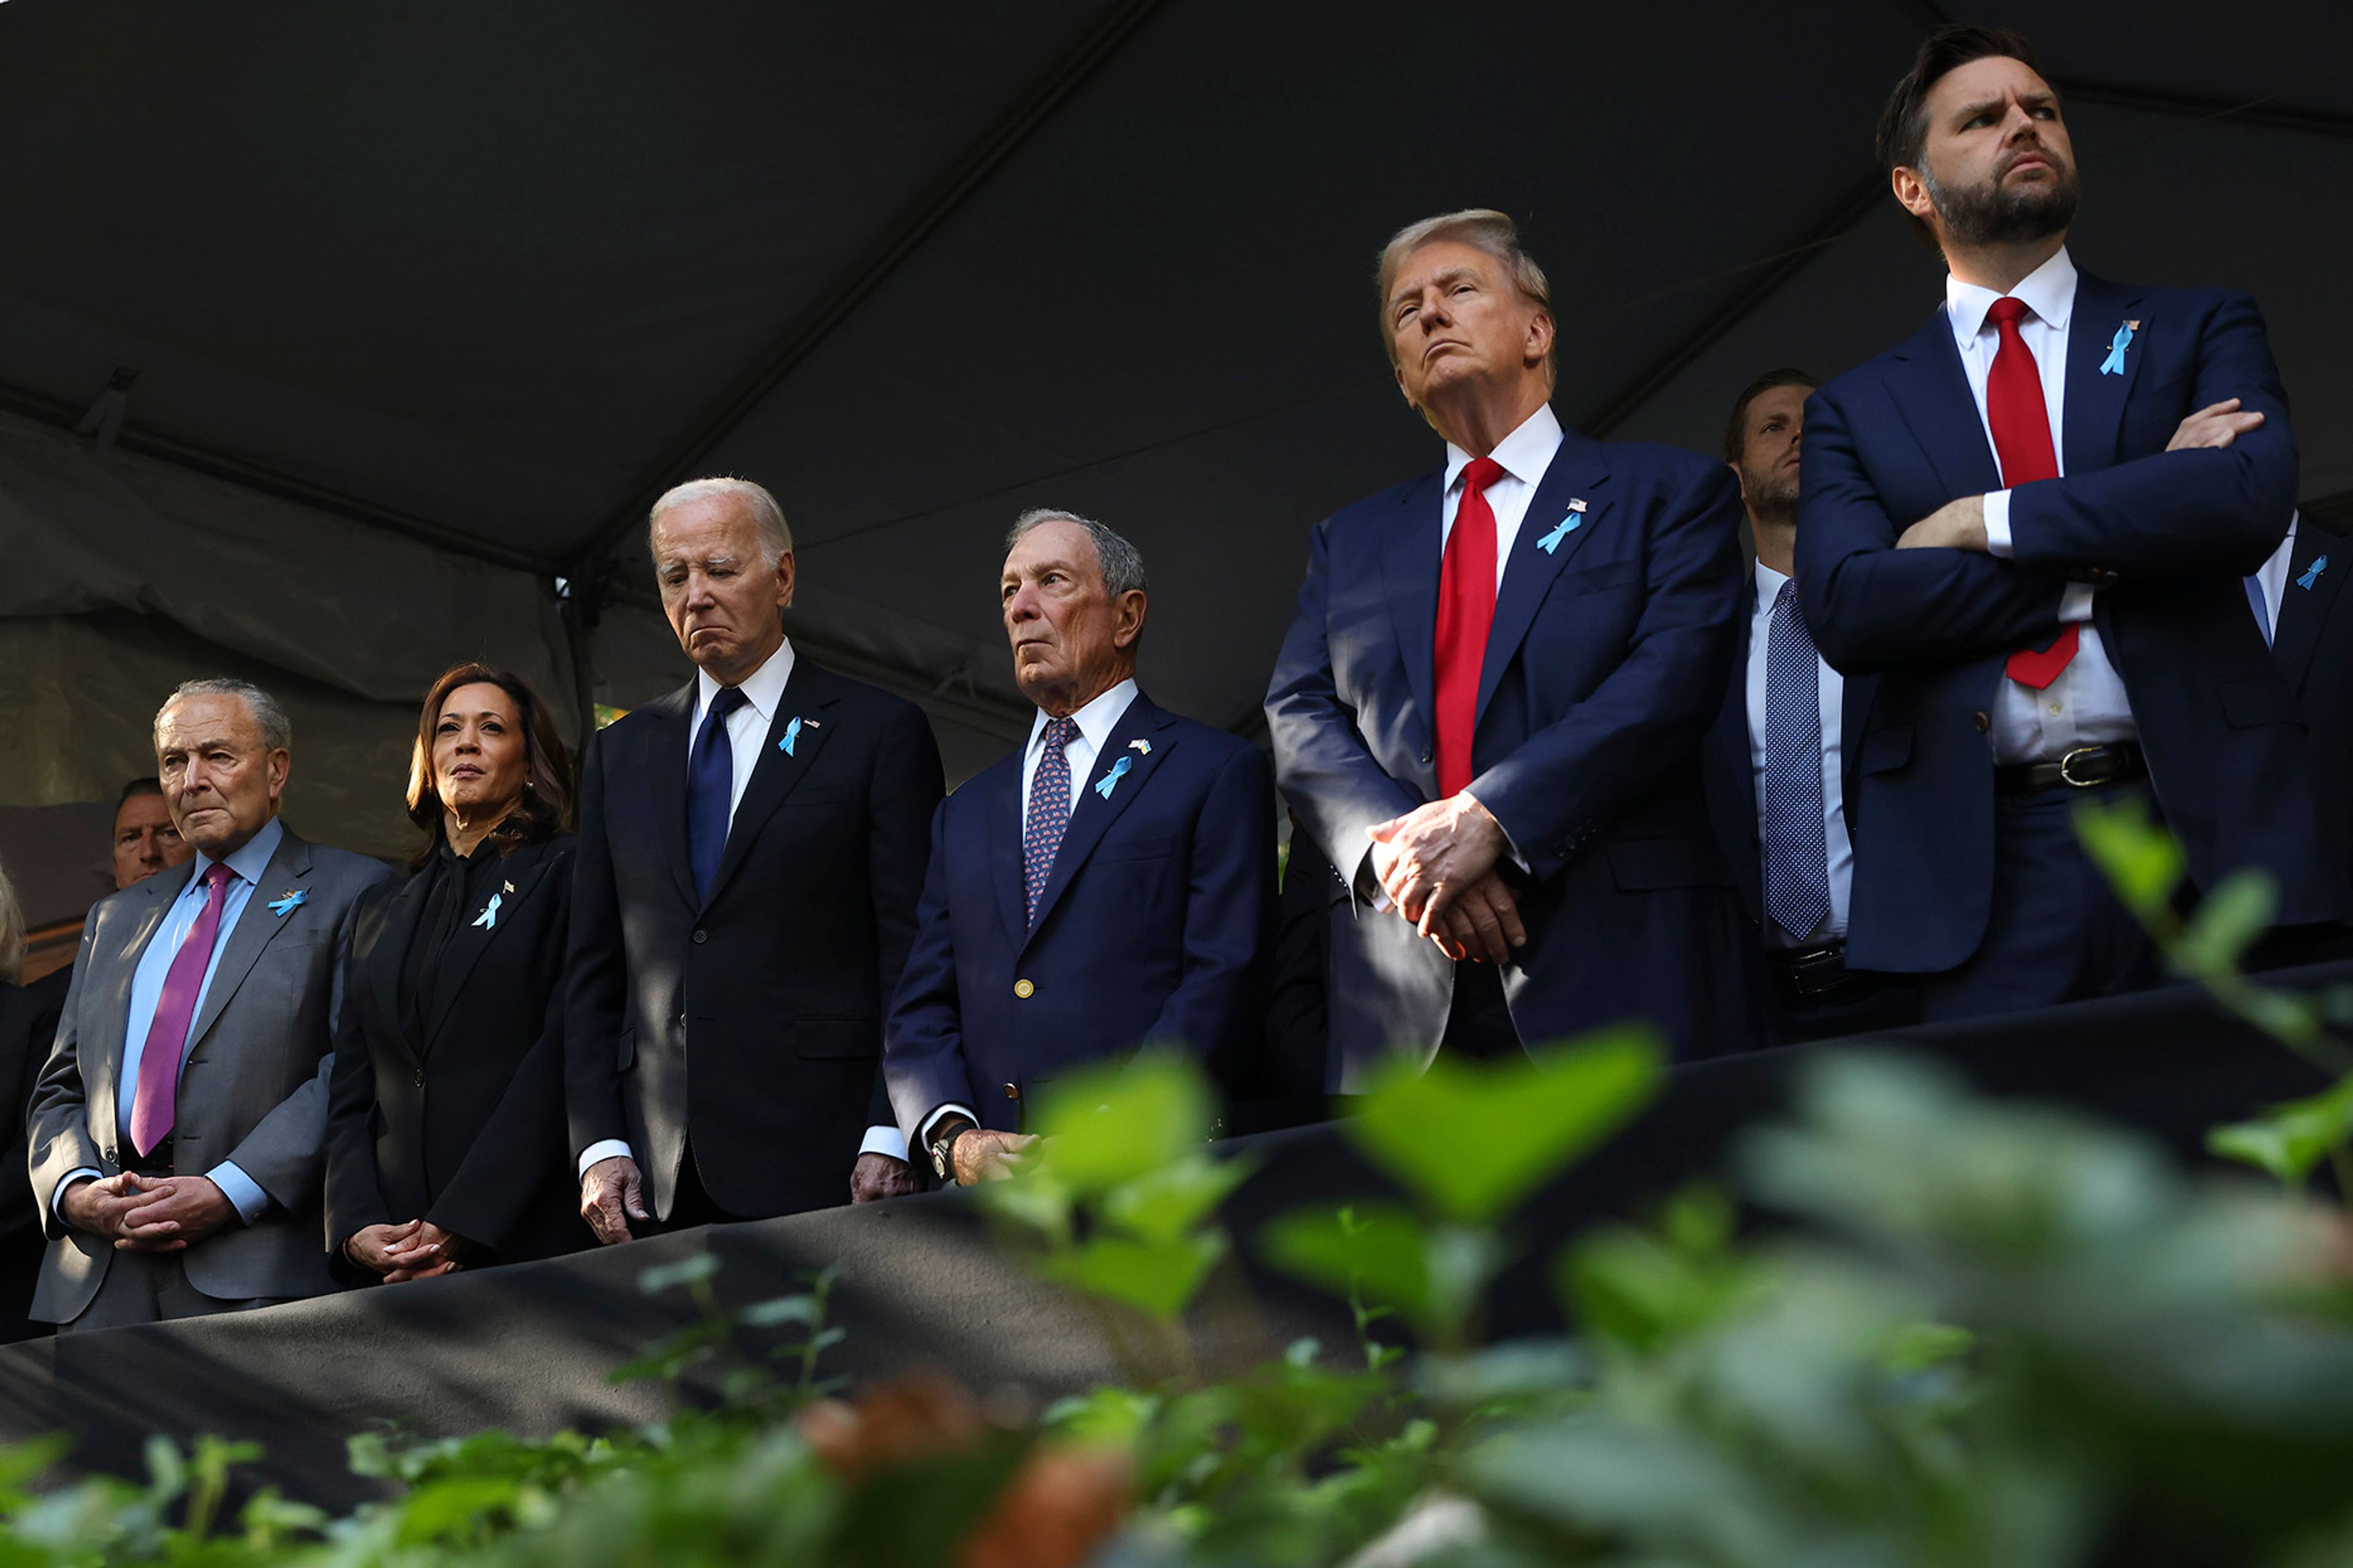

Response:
(0, 965), (2337, 1512)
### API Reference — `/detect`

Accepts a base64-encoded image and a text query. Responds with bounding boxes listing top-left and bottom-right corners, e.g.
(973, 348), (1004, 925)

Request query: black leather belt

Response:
(1995, 741), (2146, 795)
(1765, 941), (1882, 1009)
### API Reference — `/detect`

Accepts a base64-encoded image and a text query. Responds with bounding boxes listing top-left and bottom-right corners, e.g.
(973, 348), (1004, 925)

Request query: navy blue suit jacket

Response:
(1796, 271), (2335, 974)
(2275, 524), (2353, 904)
(1701, 575), (1876, 936)
(1266, 419), (1760, 1083)
(884, 691), (1277, 1148)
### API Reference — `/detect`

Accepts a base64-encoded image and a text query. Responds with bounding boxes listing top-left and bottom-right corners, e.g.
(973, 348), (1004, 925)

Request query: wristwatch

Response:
(928, 1118), (977, 1184)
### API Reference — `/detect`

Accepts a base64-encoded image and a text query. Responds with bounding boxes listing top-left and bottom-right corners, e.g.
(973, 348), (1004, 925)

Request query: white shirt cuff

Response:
(53, 1168), (100, 1229)
(919, 1104), (981, 1151)
(858, 1125), (908, 1161)
(1982, 489), (2014, 557)
(2058, 582), (2096, 624)
(208, 1161), (269, 1225)
(578, 1139), (634, 1180)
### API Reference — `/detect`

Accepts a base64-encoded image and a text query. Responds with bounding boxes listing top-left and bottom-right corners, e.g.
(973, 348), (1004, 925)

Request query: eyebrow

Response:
(1391, 267), (1478, 310)
(1953, 89), (2057, 123)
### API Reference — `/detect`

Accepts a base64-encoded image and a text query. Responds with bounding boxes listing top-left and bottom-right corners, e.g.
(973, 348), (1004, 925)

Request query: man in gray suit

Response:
(27, 678), (389, 1330)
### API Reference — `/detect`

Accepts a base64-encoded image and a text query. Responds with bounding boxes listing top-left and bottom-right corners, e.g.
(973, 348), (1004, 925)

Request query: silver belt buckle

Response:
(2056, 746), (2104, 787)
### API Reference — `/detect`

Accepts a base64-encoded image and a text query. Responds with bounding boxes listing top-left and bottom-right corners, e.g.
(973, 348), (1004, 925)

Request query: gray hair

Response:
(0, 859), (22, 986)
(1006, 508), (1148, 597)
(1374, 208), (1556, 387)
(156, 678), (292, 753)
(648, 477), (794, 569)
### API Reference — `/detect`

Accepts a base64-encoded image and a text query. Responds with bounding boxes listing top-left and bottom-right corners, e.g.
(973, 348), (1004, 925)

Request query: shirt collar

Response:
(194, 816), (285, 895)
(698, 636), (795, 726)
(1947, 246), (2077, 347)
(1444, 402), (1564, 495)
(1029, 676), (1140, 757)
(1752, 559), (1792, 612)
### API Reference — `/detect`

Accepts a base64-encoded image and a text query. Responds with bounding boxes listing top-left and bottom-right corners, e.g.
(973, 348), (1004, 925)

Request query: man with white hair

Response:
(566, 477), (943, 1239)
(26, 679), (389, 1328)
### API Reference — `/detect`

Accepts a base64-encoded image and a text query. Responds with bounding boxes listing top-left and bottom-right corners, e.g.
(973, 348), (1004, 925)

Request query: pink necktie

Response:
(129, 863), (232, 1157)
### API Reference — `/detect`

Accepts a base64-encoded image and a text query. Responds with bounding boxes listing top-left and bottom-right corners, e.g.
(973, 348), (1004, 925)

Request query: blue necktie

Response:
(2245, 574), (2273, 646)
(688, 685), (749, 904)
(1023, 716), (1079, 926)
(1762, 581), (1833, 942)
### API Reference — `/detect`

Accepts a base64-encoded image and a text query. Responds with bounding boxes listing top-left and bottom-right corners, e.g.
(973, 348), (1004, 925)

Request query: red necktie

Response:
(1985, 295), (2077, 689)
(1434, 456), (1507, 798)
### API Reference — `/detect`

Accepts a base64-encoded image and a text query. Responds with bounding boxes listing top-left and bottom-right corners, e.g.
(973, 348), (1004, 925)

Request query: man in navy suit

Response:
(2253, 513), (2353, 963)
(885, 509), (1276, 1184)
(1797, 26), (2337, 1019)
(1702, 370), (1918, 1042)
(567, 478), (942, 1238)
(1267, 208), (1759, 1083)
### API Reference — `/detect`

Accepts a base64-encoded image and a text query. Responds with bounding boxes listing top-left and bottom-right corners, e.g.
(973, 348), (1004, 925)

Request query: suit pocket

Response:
(616, 1029), (635, 1070)
(1094, 835), (1176, 865)
(1857, 725), (1914, 775)
(2221, 678), (2296, 728)
(1604, 838), (1731, 891)
(1568, 560), (1642, 596)
(794, 1017), (879, 1059)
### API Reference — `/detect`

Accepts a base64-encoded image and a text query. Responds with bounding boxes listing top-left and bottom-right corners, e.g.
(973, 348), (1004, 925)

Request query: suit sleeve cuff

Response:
(858, 1125), (908, 1160)
(208, 1162), (269, 1225)
(51, 1168), (100, 1230)
(919, 1104), (981, 1149)
(578, 1139), (634, 1180)
(1982, 489), (2015, 557)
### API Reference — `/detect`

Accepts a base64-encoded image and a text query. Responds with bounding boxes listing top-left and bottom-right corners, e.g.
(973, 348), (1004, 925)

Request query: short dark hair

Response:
(1876, 25), (2045, 249)
(404, 664), (575, 871)
(117, 776), (164, 806)
(1724, 369), (1820, 463)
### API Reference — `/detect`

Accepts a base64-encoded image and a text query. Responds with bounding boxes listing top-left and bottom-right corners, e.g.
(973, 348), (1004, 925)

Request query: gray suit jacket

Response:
(26, 825), (390, 1322)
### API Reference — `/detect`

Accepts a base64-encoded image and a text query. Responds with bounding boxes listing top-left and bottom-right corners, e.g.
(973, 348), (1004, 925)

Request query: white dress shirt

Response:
(1946, 247), (2138, 765)
(1440, 401), (1566, 586)
(1746, 564), (1853, 948)
(2252, 513), (2302, 643)
(580, 635), (901, 1178)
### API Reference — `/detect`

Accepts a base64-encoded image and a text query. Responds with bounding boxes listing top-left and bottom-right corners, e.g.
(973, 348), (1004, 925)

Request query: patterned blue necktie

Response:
(1023, 715), (1079, 926)
(1762, 581), (1833, 942)
(688, 684), (749, 904)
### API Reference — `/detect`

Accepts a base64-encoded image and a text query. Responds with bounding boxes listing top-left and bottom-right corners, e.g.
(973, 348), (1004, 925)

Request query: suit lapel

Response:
(91, 869), (187, 1142)
(1476, 429), (1611, 725)
(987, 757), (1029, 948)
(2061, 271), (2145, 477)
(1023, 695), (1181, 944)
(642, 682), (699, 909)
(188, 829), (311, 1054)
(366, 869), (436, 1062)
(2273, 524), (2344, 691)
(424, 840), (560, 1050)
(1886, 309), (2003, 504)
(705, 658), (844, 910)
(1379, 472), (1446, 740)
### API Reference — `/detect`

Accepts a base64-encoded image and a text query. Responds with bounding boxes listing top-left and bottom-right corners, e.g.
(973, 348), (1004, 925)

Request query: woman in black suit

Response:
(327, 663), (588, 1281)
(0, 865), (67, 1339)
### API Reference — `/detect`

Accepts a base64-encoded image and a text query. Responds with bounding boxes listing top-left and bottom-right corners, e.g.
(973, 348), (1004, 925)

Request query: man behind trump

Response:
(886, 509), (1278, 1184)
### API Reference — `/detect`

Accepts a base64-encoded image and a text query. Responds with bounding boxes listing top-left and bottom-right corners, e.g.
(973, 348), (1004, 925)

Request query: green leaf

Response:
(1347, 1027), (1664, 1224)
(1261, 1203), (1433, 1333)
(1098, 1151), (1256, 1244)
(2208, 1075), (2353, 1188)
(1039, 1230), (1227, 1320)
(739, 1295), (823, 1328)
(1031, 1052), (1215, 1192)
(637, 1252), (719, 1295)
(2074, 796), (2185, 918)
(1879, 1320), (1976, 1376)
(2173, 869), (2279, 975)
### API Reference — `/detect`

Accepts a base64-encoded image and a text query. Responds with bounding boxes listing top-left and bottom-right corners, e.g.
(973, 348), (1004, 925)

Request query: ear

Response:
(1891, 165), (1937, 226)
(266, 748), (292, 801)
(774, 549), (797, 611)
(1525, 308), (1555, 370)
(1112, 589), (1148, 650)
(1727, 459), (1751, 510)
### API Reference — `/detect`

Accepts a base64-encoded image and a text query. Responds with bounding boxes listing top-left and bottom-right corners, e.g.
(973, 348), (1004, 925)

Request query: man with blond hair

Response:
(1267, 210), (1761, 1082)
(566, 476), (942, 1238)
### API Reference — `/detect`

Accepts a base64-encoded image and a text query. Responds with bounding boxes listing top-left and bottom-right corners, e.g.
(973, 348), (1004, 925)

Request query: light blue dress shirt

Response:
(59, 817), (285, 1224)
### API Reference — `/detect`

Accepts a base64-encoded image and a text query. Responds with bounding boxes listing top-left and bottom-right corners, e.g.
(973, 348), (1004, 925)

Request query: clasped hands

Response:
(60, 1171), (235, 1253)
(1366, 793), (1526, 964)
(345, 1218), (468, 1282)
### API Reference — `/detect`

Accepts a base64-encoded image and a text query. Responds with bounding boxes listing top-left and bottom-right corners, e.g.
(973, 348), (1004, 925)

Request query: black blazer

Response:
(565, 657), (944, 1221)
(325, 834), (587, 1266)
(0, 968), (68, 1340)
(2274, 522), (2353, 906)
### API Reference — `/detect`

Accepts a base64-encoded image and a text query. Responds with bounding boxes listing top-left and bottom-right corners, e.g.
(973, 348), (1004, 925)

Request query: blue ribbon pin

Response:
(2099, 319), (2137, 376)
(267, 889), (307, 918)
(472, 892), (502, 931)
(1094, 755), (1135, 799)
(2300, 554), (2330, 591)
(778, 716), (803, 756)
(1537, 499), (1589, 555)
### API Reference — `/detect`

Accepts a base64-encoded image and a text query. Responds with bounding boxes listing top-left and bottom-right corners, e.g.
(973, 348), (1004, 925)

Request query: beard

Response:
(1923, 149), (2080, 248)
(1740, 462), (1800, 523)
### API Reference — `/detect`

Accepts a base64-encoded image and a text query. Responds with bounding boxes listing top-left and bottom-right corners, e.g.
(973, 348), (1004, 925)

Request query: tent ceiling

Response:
(2, 0), (2347, 744)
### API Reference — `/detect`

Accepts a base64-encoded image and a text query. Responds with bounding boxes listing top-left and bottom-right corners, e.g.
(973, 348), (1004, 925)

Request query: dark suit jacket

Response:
(326, 834), (587, 1267)
(26, 827), (390, 1321)
(1797, 272), (2337, 973)
(2275, 521), (2353, 904)
(566, 657), (944, 1220)
(0, 968), (69, 1340)
(1701, 576), (1877, 933)
(1266, 417), (1760, 1084)
(884, 691), (1277, 1149)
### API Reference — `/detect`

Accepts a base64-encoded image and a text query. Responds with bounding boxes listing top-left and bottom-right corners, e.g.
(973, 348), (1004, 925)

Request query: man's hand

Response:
(580, 1154), (649, 1246)
(112, 1176), (237, 1252)
(1429, 872), (1526, 964)
(2169, 397), (2265, 452)
(59, 1173), (169, 1247)
(850, 1153), (922, 1203)
(951, 1130), (1036, 1186)
(382, 1219), (468, 1283)
(1367, 793), (1508, 928)
(344, 1219), (423, 1277)
(1896, 494), (1989, 551)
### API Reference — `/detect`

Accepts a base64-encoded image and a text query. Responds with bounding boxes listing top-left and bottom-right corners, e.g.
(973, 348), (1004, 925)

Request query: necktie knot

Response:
(1987, 295), (2032, 335)
(708, 684), (749, 721)
(202, 862), (232, 894)
(1042, 714), (1078, 752)
(1462, 456), (1507, 496)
